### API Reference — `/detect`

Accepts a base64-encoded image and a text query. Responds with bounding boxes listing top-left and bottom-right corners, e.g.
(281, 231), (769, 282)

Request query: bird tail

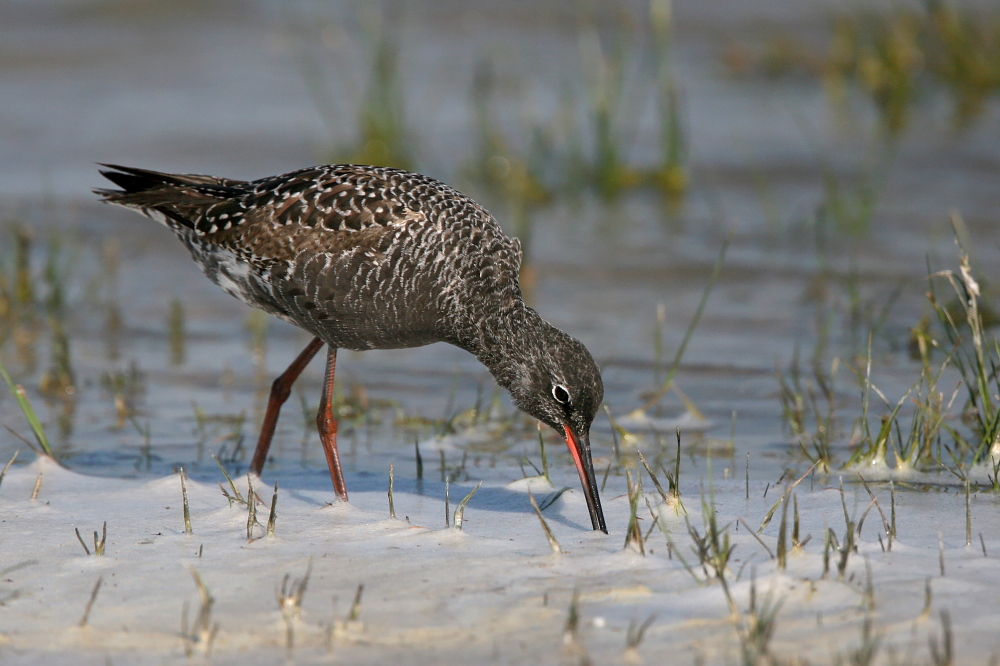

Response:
(94, 164), (246, 229)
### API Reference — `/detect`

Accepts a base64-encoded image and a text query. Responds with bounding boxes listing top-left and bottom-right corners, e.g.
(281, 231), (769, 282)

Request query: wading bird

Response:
(96, 164), (607, 532)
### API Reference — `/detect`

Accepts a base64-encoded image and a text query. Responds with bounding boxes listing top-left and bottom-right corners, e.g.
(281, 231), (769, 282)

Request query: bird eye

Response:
(552, 384), (571, 405)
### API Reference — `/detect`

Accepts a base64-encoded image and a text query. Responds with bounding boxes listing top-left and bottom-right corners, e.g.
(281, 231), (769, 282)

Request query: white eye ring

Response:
(552, 384), (571, 405)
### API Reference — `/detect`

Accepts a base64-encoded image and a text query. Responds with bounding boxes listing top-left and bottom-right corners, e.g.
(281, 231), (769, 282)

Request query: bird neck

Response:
(463, 303), (547, 394)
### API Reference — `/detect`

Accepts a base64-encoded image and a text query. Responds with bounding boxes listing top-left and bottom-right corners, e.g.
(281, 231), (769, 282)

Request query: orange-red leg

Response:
(248, 337), (324, 476)
(317, 347), (348, 501)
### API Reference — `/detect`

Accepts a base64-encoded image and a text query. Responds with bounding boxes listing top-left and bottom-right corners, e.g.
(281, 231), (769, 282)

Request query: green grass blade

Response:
(641, 234), (730, 410)
(0, 357), (53, 458)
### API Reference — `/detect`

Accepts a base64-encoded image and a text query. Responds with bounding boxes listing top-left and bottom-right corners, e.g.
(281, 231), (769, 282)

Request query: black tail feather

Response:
(94, 164), (247, 199)
(94, 164), (248, 231)
(96, 165), (168, 196)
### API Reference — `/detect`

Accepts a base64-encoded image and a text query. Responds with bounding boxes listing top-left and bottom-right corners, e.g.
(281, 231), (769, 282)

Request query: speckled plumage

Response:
(96, 163), (607, 531)
(98, 165), (525, 353)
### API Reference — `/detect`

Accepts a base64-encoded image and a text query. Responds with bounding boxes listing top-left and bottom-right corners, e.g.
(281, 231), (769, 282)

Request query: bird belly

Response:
(192, 246), (256, 303)
(178, 234), (454, 352)
(179, 235), (288, 321)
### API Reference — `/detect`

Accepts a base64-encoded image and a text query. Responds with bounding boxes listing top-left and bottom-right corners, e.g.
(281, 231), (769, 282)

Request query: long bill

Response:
(563, 425), (608, 533)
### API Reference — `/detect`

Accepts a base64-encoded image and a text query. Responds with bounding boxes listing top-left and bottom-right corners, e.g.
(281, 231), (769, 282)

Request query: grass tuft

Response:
(536, 423), (550, 482)
(683, 476), (736, 596)
(74, 523), (106, 556)
(841, 223), (1000, 477)
(777, 351), (838, 473)
(94, 521), (106, 556)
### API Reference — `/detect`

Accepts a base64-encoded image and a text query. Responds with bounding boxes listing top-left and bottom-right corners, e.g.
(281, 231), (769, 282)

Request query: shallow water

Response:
(4, 0), (997, 486)
(2, 2), (1000, 662)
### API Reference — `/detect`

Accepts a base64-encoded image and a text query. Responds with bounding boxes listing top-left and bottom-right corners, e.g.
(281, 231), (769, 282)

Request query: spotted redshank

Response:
(95, 164), (607, 532)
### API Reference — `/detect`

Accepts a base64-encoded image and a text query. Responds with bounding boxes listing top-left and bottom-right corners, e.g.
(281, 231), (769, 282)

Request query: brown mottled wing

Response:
(186, 165), (523, 350)
(205, 167), (423, 258)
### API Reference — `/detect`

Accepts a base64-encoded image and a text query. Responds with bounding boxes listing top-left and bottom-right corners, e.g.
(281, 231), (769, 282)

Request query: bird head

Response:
(501, 323), (607, 533)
